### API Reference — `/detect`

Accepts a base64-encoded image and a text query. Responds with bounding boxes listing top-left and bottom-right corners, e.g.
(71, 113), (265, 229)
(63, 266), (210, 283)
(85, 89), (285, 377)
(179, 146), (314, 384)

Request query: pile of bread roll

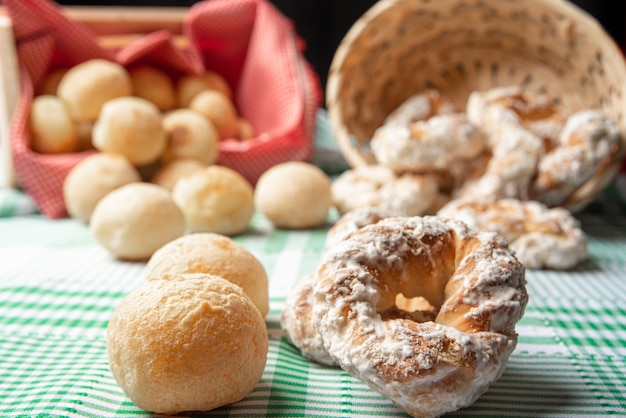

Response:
(36, 58), (337, 260)
(107, 232), (270, 414)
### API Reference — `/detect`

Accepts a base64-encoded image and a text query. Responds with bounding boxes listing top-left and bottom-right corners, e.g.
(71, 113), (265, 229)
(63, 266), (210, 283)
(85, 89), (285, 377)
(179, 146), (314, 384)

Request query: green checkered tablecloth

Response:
(1, 186), (626, 418)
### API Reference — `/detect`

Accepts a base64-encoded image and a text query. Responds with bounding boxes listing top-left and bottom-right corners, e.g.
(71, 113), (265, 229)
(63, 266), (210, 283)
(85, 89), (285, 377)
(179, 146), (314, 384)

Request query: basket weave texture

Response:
(326, 0), (626, 211)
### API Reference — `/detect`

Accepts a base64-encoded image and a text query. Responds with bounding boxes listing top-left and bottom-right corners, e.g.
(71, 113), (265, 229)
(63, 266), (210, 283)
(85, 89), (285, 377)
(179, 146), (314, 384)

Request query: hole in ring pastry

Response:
(313, 216), (528, 417)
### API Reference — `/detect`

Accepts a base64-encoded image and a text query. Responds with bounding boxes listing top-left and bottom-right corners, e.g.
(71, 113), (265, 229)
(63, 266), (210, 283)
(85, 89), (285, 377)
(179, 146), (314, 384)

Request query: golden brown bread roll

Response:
(161, 108), (219, 165)
(90, 182), (185, 260)
(92, 97), (167, 166)
(176, 71), (233, 107)
(145, 232), (269, 316)
(63, 153), (141, 223)
(37, 68), (68, 96)
(172, 165), (254, 236)
(129, 65), (176, 112)
(29, 95), (78, 154)
(150, 158), (206, 192)
(106, 274), (268, 414)
(189, 90), (239, 140)
(254, 161), (332, 229)
(57, 59), (132, 121)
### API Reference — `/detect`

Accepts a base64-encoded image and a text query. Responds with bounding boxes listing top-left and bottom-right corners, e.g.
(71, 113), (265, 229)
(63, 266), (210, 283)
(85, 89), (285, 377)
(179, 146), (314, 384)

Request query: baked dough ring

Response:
(282, 272), (440, 367)
(331, 165), (439, 216)
(371, 113), (486, 172)
(313, 216), (527, 418)
(382, 89), (457, 126)
(438, 198), (588, 270)
(531, 109), (620, 206)
(280, 274), (337, 366)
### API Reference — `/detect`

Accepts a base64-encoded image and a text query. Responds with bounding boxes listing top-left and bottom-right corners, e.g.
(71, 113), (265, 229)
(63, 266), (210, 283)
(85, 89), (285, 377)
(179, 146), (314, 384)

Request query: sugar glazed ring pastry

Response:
(280, 274), (337, 366)
(282, 270), (440, 368)
(371, 112), (487, 172)
(381, 89), (457, 126)
(313, 216), (528, 418)
(531, 109), (620, 206)
(438, 198), (588, 270)
(460, 86), (549, 201)
(331, 165), (439, 216)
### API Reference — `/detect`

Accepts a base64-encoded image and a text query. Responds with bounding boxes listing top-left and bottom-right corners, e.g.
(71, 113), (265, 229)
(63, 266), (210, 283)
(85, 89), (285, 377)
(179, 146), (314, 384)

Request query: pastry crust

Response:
(313, 216), (527, 417)
(438, 198), (588, 270)
(331, 165), (439, 216)
(371, 113), (486, 172)
(531, 109), (620, 206)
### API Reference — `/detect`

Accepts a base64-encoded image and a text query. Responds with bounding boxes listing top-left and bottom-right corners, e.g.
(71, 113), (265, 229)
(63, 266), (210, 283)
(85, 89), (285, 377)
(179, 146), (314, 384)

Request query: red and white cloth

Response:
(4, 0), (322, 218)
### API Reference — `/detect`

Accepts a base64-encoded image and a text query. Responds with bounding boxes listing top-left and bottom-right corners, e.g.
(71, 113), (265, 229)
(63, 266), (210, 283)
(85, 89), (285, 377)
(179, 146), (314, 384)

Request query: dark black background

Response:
(56, 0), (626, 93)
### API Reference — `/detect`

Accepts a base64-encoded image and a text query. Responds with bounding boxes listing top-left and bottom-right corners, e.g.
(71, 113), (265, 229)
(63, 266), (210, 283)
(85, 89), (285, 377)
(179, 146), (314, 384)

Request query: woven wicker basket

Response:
(326, 0), (626, 212)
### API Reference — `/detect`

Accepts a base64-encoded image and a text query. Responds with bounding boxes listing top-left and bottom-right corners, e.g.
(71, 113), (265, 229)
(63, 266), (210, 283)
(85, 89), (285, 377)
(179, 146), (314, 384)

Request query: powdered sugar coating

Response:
(313, 216), (527, 417)
(281, 274), (336, 366)
(382, 89), (457, 126)
(438, 198), (588, 270)
(331, 165), (439, 216)
(326, 207), (403, 247)
(462, 86), (547, 200)
(531, 109), (621, 206)
(371, 113), (487, 172)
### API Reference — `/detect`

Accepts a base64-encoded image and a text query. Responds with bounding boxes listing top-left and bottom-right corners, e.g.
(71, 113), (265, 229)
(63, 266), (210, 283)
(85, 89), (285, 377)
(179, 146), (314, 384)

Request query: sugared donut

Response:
(466, 85), (563, 143)
(313, 216), (528, 418)
(531, 109), (620, 206)
(281, 274), (337, 366)
(331, 165), (439, 216)
(438, 198), (588, 270)
(454, 121), (543, 201)
(371, 113), (486, 172)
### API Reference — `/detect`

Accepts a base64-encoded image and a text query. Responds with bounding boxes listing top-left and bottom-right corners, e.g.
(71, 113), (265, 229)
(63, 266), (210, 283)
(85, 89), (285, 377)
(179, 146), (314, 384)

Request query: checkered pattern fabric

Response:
(1, 196), (625, 416)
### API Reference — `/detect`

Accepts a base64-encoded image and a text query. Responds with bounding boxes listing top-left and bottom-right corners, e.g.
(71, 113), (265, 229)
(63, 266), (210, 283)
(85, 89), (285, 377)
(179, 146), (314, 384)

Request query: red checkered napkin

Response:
(4, 0), (322, 219)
